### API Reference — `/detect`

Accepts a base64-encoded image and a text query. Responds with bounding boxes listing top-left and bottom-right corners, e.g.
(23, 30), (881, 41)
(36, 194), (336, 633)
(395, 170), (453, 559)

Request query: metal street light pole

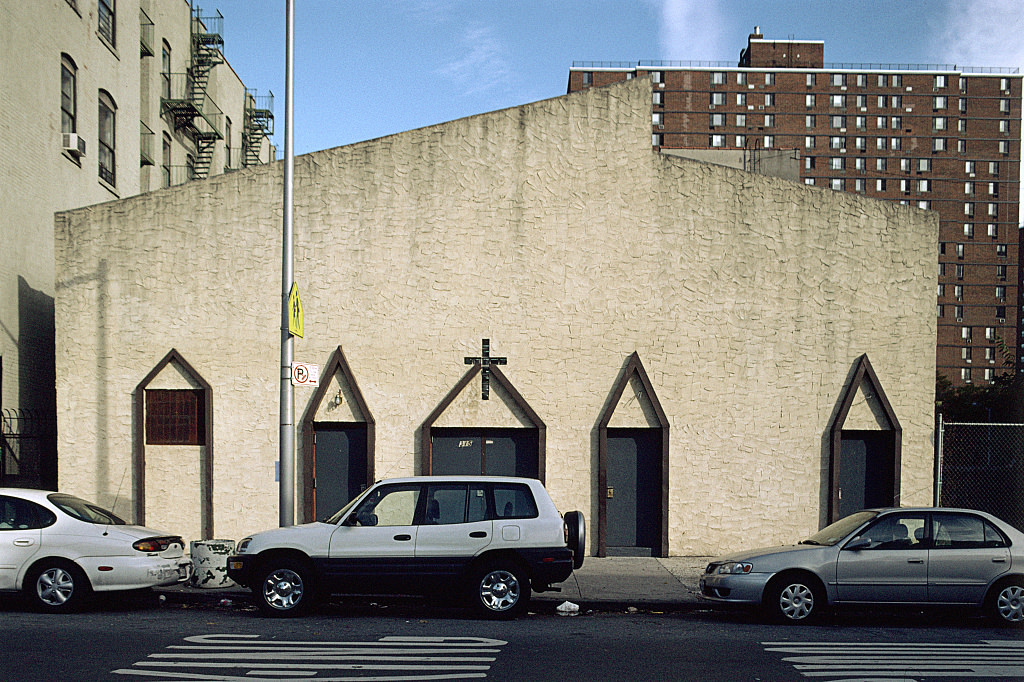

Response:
(279, 0), (295, 527)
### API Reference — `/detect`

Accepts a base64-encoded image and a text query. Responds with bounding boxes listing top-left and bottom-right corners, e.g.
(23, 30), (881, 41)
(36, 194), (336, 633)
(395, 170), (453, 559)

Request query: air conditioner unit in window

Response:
(62, 133), (86, 158)
(999, 317), (1006, 323)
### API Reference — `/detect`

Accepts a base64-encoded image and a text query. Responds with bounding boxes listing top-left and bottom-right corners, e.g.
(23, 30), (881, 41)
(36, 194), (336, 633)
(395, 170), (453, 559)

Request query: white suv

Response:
(227, 476), (585, 618)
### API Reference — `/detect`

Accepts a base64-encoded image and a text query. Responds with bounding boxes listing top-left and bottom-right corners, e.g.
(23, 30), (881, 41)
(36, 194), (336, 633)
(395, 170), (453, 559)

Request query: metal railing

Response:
(139, 7), (155, 57)
(161, 72), (224, 139)
(1, 408), (53, 488)
(571, 60), (1020, 74)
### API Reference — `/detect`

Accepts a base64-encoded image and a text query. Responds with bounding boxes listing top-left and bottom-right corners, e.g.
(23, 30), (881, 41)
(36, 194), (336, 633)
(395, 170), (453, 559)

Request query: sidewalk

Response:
(157, 557), (713, 613)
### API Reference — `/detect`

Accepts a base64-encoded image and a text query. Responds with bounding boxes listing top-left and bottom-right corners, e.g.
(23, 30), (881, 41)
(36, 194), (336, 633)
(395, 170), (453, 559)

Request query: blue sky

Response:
(206, 0), (1024, 156)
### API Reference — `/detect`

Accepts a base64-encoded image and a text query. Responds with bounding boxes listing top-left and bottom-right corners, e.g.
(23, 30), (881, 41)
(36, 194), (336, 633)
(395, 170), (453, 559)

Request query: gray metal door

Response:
(430, 428), (538, 478)
(606, 428), (660, 556)
(839, 430), (895, 518)
(313, 424), (368, 519)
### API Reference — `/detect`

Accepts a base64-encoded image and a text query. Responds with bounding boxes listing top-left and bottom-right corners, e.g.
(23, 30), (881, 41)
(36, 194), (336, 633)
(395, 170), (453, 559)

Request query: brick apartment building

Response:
(568, 30), (1022, 387)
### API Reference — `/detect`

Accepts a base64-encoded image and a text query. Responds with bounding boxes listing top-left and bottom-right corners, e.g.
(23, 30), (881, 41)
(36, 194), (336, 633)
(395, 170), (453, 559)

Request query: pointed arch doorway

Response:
(301, 346), (375, 522)
(597, 352), (669, 557)
(419, 350), (545, 482)
(828, 354), (902, 523)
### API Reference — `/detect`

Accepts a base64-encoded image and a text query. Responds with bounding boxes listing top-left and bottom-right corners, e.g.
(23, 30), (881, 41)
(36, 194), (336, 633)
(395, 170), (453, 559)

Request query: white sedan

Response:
(0, 488), (191, 611)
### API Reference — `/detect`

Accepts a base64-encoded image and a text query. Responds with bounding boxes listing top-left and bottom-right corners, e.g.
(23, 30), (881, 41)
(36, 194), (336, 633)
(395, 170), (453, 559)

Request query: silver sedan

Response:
(700, 507), (1024, 625)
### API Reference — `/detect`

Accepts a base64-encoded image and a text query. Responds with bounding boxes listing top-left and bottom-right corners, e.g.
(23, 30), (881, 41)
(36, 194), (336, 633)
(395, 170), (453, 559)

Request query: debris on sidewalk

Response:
(555, 600), (580, 616)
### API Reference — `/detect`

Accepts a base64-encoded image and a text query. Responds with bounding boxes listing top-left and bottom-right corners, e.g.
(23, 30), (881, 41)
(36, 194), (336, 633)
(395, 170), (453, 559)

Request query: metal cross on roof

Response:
(464, 338), (507, 400)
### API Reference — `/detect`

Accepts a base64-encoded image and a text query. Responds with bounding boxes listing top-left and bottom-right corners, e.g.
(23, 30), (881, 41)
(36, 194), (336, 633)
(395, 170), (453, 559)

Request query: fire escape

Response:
(160, 8), (224, 180)
(243, 89), (274, 167)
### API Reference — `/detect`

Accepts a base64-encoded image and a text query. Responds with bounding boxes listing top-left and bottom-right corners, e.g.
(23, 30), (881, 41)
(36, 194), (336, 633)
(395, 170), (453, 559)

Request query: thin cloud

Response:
(930, 0), (1024, 69)
(436, 24), (514, 96)
(657, 0), (731, 61)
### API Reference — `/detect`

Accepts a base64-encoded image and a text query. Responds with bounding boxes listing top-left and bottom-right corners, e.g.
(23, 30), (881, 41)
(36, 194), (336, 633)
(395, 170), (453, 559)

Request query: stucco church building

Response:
(54, 78), (937, 556)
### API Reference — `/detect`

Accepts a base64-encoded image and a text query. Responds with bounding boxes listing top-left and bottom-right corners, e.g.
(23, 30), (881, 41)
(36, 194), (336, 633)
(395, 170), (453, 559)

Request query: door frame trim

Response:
(827, 354), (902, 524)
(596, 352), (670, 557)
(419, 364), (546, 482)
(301, 345), (375, 523)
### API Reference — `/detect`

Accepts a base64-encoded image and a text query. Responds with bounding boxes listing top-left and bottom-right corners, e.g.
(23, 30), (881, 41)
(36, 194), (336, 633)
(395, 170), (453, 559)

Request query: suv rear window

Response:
(493, 484), (538, 519)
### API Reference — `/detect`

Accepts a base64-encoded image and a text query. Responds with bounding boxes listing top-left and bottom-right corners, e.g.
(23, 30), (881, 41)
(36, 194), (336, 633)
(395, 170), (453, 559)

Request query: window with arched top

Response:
(61, 55), (77, 134)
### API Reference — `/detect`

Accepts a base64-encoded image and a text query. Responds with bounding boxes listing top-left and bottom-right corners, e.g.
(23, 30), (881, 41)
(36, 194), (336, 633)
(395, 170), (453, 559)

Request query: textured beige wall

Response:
(55, 78), (937, 554)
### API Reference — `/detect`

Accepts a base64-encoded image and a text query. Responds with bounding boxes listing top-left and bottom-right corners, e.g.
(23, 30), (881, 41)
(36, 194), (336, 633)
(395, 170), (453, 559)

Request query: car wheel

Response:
(564, 511), (586, 569)
(988, 580), (1024, 626)
(765, 573), (822, 624)
(254, 558), (314, 617)
(470, 561), (530, 619)
(24, 561), (91, 613)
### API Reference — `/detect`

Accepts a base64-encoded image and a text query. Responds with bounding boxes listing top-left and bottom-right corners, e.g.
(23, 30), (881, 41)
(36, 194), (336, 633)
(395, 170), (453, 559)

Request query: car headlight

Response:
(716, 562), (753, 575)
(236, 537), (252, 553)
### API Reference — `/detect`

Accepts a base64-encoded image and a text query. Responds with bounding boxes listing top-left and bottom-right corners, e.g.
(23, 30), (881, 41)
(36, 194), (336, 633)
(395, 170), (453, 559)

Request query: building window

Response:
(225, 117), (232, 168)
(891, 74), (902, 87)
(959, 97), (967, 113)
(958, 139), (966, 153)
(1000, 77), (1011, 92)
(918, 200), (930, 210)
(997, 244), (1007, 258)
(805, 94), (816, 108)
(964, 223), (974, 237)
(145, 389), (206, 445)
(652, 133), (663, 147)
(711, 72), (725, 85)
(932, 137), (945, 152)
(891, 137), (901, 150)
(763, 135), (774, 148)
(999, 120), (1010, 134)
(856, 74), (866, 87)
(958, 119), (967, 133)
(736, 93), (747, 106)
(186, 152), (196, 180)
(763, 114), (774, 127)
(933, 116), (947, 131)
(653, 91), (664, 106)
(805, 136), (815, 149)
(806, 73), (816, 86)
(805, 156), (814, 170)
(877, 74), (887, 87)
(956, 243), (965, 259)
(997, 286), (1007, 301)
(856, 94), (867, 108)
(804, 178), (815, 186)
(830, 115), (845, 128)
(735, 113), (746, 126)
(959, 77), (967, 92)
(162, 40), (171, 100)
(830, 94), (846, 108)
(999, 140), (1010, 154)
(711, 92), (725, 106)
(934, 95), (947, 110)
(876, 178), (886, 191)
(988, 203), (998, 217)
(876, 158), (887, 171)
(891, 95), (902, 109)
(855, 115), (866, 130)
(956, 264), (965, 279)
(735, 134), (746, 147)
(653, 112), (665, 127)
(986, 347), (997, 363)
(918, 158), (931, 172)
(829, 136), (844, 149)
(1000, 98), (1010, 113)
(965, 202), (975, 216)
(830, 178), (843, 191)
(855, 178), (866, 192)
(876, 137), (886, 150)
(997, 264), (1006, 279)
(986, 327), (996, 341)
(650, 71), (663, 84)
(962, 346), (971, 362)
(829, 157), (844, 170)
(98, 0), (115, 46)
(989, 161), (999, 175)
(805, 114), (816, 128)
(764, 93), (774, 107)
(891, 116), (902, 129)
(831, 73), (845, 87)
(934, 74), (948, 89)
(60, 54), (77, 134)
(161, 133), (171, 188)
(876, 116), (887, 129)
(98, 90), (116, 186)
(581, 71), (593, 86)
(736, 72), (747, 85)
(765, 73), (775, 85)
(961, 367), (972, 383)
(955, 284), (964, 300)
(965, 160), (976, 175)
(710, 134), (725, 147)
(855, 136), (866, 150)
(918, 179), (930, 192)
(985, 368), (995, 382)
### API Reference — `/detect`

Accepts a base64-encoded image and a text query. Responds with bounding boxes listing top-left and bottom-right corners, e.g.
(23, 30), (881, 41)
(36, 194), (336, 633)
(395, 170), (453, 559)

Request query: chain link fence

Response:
(937, 418), (1024, 532)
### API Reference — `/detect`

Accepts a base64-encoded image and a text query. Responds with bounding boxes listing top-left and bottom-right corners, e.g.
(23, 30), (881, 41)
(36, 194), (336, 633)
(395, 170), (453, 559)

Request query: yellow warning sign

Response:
(288, 282), (303, 338)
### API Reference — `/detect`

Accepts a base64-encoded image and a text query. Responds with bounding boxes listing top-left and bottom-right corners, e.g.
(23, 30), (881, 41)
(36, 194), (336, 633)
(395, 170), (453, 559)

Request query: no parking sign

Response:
(290, 362), (319, 387)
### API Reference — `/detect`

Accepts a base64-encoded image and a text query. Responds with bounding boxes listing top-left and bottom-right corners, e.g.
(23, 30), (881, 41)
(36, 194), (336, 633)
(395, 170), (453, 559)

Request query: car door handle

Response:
(907, 558), (924, 564)
(393, 534), (412, 541)
(993, 557), (1007, 563)
(13, 539), (34, 547)
(469, 531), (487, 538)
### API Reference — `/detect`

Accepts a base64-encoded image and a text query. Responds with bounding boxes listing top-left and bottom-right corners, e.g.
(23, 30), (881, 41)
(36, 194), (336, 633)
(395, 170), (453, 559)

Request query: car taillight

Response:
(133, 536), (182, 552)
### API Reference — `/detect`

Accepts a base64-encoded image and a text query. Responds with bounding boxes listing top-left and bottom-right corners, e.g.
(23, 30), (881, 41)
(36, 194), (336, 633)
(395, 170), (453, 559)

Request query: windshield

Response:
(48, 493), (126, 525)
(801, 510), (877, 546)
(324, 490), (367, 525)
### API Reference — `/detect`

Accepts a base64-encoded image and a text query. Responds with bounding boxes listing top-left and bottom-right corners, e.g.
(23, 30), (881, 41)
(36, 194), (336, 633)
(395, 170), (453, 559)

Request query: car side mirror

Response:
(349, 512), (377, 527)
(845, 537), (873, 551)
